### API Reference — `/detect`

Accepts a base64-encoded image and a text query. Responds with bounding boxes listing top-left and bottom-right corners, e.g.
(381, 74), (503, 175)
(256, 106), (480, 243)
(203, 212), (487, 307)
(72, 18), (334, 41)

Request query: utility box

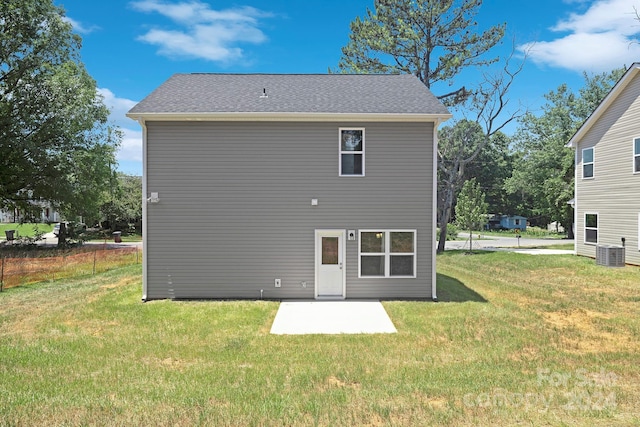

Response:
(596, 245), (625, 267)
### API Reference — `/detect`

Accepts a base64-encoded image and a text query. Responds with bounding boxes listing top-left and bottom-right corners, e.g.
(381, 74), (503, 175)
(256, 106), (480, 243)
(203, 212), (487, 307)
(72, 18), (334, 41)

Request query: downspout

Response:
(432, 118), (441, 302)
(138, 118), (149, 302)
(573, 146), (578, 254)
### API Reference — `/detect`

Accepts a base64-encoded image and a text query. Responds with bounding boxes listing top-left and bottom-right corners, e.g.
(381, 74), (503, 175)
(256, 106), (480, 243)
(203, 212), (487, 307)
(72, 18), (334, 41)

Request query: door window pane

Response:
(322, 237), (338, 265)
(361, 255), (385, 276)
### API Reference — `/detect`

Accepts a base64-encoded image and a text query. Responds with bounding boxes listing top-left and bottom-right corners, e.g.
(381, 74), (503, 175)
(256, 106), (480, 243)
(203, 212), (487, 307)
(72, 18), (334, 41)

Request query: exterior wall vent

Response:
(596, 245), (625, 267)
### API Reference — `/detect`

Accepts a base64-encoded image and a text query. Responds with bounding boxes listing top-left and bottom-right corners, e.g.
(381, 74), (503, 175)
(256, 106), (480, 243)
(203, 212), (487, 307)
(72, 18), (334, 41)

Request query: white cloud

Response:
(98, 88), (138, 129)
(62, 16), (99, 34)
(97, 88), (142, 165)
(519, 0), (640, 72)
(130, 0), (271, 62)
(119, 128), (143, 163)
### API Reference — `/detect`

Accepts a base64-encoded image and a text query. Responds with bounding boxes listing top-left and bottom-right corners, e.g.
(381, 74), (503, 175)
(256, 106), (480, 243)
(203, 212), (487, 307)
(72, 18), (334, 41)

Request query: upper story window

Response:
(582, 147), (594, 179)
(634, 138), (640, 173)
(340, 128), (364, 176)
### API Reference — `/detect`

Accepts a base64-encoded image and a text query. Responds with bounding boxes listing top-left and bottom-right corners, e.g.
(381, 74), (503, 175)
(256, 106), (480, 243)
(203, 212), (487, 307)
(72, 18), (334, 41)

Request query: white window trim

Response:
(584, 212), (598, 245)
(358, 230), (417, 278)
(339, 127), (365, 177)
(634, 138), (640, 174)
(582, 147), (594, 179)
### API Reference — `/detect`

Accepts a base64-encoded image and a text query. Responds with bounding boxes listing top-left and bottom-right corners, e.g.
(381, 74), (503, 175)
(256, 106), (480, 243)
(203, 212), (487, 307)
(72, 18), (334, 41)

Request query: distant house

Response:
(0, 202), (60, 224)
(486, 214), (527, 231)
(127, 74), (451, 301)
(566, 63), (640, 266)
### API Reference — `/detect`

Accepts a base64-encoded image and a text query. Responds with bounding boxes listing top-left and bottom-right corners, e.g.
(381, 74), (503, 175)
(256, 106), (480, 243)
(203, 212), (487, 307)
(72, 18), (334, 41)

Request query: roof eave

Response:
(566, 63), (640, 148)
(126, 111), (453, 123)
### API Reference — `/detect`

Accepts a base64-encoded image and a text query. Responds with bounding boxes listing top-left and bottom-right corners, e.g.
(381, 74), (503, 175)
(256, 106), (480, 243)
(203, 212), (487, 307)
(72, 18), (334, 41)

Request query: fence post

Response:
(93, 249), (97, 275)
(0, 256), (4, 292)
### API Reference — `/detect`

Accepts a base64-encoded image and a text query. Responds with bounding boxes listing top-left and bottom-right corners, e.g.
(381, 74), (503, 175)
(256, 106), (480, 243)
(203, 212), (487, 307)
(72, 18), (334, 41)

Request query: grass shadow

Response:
(436, 273), (487, 303)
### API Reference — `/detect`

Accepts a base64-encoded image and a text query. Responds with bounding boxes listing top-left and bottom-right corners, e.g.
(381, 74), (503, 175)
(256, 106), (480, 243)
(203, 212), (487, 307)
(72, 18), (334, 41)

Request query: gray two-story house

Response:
(127, 74), (451, 300)
(567, 63), (640, 266)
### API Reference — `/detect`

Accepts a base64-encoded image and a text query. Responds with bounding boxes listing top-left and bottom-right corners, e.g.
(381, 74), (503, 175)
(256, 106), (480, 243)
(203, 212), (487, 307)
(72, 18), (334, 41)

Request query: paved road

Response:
(1, 231), (142, 249)
(445, 233), (574, 255)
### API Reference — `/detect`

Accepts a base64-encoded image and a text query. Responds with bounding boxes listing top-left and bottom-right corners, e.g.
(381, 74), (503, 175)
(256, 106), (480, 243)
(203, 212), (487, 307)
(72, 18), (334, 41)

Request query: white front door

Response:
(315, 230), (346, 299)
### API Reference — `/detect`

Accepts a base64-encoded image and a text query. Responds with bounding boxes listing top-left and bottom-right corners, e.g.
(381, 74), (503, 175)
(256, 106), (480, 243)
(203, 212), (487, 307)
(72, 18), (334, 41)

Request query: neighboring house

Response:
(567, 63), (640, 266)
(0, 202), (60, 223)
(127, 74), (451, 301)
(485, 214), (527, 231)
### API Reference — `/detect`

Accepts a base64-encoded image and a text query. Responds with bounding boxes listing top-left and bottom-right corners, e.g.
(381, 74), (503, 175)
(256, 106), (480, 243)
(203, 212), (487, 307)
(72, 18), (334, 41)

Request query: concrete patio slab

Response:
(270, 301), (397, 335)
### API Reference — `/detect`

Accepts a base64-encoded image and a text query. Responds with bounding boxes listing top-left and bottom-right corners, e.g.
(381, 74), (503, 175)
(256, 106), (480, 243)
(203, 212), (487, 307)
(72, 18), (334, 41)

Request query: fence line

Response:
(0, 247), (140, 291)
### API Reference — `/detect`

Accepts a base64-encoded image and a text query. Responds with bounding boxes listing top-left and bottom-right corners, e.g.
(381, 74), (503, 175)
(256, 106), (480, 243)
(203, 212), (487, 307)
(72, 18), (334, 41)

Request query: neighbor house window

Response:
(359, 230), (416, 278)
(585, 213), (598, 244)
(583, 147), (594, 178)
(634, 138), (640, 173)
(340, 128), (364, 176)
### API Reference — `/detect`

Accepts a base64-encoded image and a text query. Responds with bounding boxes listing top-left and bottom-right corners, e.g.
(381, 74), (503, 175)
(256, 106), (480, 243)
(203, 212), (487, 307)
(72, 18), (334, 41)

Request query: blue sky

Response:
(56, 0), (640, 175)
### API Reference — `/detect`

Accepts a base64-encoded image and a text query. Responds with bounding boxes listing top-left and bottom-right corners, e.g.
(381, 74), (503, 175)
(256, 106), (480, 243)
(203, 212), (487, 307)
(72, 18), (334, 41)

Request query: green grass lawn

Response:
(0, 253), (638, 425)
(0, 223), (53, 239)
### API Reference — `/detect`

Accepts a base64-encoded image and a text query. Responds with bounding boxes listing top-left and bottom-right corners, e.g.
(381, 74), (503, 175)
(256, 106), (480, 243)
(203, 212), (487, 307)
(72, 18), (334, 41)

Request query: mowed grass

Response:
(0, 223), (53, 239)
(0, 253), (639, 426)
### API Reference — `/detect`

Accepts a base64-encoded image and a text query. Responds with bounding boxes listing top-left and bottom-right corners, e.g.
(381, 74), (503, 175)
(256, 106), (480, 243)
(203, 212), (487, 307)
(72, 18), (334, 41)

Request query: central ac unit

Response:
(596, 245), (625, 267)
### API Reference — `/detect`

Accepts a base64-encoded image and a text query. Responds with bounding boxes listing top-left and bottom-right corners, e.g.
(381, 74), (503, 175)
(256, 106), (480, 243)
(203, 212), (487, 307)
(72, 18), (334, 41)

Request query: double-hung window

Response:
(634, 138), (640, 173)
(583, 147), (594, 179)
(585, 213), (598, 244)
(359, 230), (416, 278)
(339, 128), (364, 176)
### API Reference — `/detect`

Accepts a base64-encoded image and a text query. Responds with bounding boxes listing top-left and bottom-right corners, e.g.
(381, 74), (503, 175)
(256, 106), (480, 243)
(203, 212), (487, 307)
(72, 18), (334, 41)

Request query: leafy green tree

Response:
(455, 178), (487, 252)
(505, 68), (625, 236)
(464, 131), (515, 214)
(0, 0), (120, 240)
(100, 173), (142, 231)
(336, 0), (505, 105)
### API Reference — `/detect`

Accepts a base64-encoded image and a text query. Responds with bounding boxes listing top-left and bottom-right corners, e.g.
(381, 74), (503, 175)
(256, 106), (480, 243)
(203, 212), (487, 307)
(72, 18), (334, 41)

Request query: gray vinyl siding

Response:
(145, 121), (434, 299)
(575, 73), (640, 266)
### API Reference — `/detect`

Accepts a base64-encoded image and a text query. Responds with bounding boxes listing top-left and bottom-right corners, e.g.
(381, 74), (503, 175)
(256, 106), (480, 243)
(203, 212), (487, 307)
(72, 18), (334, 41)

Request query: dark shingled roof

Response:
(128, 73), (450, 116)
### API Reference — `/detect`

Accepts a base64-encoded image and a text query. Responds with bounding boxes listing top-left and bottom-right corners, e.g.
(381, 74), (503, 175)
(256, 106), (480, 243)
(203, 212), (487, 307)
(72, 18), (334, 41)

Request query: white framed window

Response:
(359, 230), (416, 278)
(634, 138), (640, 174)
(339, 128), (364, 176)
(584, 213), (598, 245)
(582, 147), (594, 179)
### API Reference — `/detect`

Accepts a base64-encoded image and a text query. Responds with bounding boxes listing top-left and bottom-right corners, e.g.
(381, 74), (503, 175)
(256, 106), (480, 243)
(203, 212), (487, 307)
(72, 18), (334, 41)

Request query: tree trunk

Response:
(57, 222), (67, 247)
(437, 180), (456, 253)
